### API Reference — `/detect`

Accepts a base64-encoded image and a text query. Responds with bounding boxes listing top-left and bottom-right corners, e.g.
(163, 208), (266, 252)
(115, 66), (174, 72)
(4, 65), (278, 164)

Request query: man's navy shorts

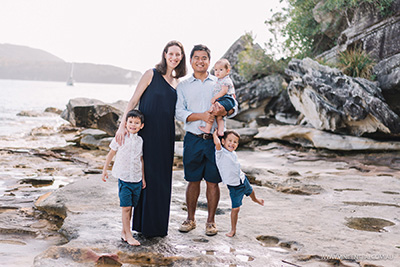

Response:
(227, 176), (253, 208)
(183, 132), (222, 183)
(118, 179), (142, 207)
(217, 95), (235, 112)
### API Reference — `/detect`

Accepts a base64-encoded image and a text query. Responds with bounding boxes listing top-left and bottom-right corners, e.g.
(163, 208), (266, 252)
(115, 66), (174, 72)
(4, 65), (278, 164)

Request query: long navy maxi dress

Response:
(132, 68), (177, 237)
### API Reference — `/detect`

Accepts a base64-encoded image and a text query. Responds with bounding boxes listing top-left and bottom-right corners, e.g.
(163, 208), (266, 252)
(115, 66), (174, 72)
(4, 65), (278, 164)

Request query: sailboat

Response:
(66, 63), (75, 86)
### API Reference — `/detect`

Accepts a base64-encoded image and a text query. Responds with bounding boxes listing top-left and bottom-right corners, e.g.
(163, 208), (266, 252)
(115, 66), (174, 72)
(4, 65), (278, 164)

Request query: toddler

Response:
(200, 58), (236, 136)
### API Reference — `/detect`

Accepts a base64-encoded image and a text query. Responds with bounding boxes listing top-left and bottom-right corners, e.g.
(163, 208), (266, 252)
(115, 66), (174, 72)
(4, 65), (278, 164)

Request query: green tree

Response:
(237, 33), (287, 81)
(265, 0), (395, 58)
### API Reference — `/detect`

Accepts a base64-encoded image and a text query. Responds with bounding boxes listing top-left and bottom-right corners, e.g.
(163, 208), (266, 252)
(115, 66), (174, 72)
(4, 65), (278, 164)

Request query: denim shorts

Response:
(217, 95), (235, 112)
(183, 132), (221, 183)
(118, 179), (142, 207)
(227, 176), (253, 208)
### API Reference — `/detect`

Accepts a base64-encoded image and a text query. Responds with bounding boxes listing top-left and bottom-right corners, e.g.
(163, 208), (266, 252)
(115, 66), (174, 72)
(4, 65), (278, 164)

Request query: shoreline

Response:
(0, 123), (399, 266)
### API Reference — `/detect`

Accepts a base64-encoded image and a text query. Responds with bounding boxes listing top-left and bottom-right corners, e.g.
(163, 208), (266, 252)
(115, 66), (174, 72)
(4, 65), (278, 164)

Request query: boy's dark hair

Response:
(190, 44), (211, 60)
(126, 109), (144, 124)
(222, 130), (240, 141)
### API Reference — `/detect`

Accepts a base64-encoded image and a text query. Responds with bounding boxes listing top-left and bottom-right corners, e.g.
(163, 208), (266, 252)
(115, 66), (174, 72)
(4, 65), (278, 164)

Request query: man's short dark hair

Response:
(190, 44), (211, 60)
(126, 109), (144, 124)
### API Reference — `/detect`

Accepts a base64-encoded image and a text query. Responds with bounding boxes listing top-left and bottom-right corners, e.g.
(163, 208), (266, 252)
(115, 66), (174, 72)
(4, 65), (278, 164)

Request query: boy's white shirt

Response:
(109, 133), (143, 183)
(215, 147), (245, 186)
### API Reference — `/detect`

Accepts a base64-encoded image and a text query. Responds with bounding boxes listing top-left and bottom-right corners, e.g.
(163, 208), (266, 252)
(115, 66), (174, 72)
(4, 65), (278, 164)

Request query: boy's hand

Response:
(213, 129), (222, 150)
(101, 170), (108, 182)
(142, 179), (146, 189)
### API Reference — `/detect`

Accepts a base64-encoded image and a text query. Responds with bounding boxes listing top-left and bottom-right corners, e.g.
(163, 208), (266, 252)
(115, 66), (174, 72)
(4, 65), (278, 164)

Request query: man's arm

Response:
(187, 111), (214, 124)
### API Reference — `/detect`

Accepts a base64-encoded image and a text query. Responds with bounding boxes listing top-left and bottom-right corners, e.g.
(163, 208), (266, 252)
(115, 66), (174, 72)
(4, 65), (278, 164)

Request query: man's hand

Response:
(211, 102), (227, 117)
(202, 111), (215, 124)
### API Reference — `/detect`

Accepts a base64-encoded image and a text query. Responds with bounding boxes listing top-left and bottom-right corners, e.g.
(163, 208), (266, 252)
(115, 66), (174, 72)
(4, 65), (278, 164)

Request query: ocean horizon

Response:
(0, 79), (136, 147)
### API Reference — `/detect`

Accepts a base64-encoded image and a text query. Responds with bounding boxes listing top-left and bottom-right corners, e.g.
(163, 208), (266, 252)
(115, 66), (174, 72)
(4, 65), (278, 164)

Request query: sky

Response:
(0, 0), (287, 74)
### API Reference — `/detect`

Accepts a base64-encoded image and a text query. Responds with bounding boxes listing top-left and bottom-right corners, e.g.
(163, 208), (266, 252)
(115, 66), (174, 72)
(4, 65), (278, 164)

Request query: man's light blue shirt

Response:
(176, 73), (237, 135)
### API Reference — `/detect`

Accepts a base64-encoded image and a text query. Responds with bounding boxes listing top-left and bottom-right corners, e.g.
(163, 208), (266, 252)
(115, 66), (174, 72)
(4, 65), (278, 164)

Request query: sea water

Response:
(0, 79), (135, 147)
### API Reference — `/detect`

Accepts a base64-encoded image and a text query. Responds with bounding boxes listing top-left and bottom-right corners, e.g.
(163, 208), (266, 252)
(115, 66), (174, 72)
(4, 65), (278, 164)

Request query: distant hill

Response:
(0, 43), (142, 84)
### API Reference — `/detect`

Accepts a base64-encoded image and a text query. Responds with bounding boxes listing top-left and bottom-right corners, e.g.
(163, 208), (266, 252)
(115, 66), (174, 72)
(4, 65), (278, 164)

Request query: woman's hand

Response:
(115, 126), (127, 145)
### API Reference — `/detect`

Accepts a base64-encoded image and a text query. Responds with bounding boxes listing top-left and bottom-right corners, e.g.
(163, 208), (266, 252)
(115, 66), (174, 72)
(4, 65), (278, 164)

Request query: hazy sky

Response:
(0, 0), (286, 74)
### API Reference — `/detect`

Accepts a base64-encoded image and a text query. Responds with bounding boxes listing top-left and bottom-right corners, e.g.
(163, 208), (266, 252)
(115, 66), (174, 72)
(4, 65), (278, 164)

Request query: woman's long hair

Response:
(155, 40), (187, 79)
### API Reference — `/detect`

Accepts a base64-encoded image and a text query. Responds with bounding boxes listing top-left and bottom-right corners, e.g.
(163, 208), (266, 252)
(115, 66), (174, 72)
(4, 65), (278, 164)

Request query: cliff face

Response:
(317, 1), (400, 117)
(0, 44), (142, 84)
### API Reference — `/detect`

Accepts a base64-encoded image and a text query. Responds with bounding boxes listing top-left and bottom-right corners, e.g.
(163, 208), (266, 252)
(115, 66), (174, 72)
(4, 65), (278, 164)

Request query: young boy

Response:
(213, 129), (264, 237)
(102, 109), (146, 246)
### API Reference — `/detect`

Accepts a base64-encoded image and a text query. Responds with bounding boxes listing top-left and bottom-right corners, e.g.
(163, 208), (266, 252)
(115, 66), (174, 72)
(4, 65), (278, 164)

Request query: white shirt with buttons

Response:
(109, 133), (143, 183)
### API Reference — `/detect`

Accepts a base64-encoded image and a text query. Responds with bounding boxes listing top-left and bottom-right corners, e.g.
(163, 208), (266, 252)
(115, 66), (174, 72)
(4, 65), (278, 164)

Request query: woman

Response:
(115, 40), (187, 237)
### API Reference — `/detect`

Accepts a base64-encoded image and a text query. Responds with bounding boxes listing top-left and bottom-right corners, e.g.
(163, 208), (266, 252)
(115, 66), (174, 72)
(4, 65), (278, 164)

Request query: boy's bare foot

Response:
(126, 236), (140, 246)
(217, 129), (224, 136)
(199, 126), (210, 134)
(256, 198), (264, 206)
(226, 230), (236, 237)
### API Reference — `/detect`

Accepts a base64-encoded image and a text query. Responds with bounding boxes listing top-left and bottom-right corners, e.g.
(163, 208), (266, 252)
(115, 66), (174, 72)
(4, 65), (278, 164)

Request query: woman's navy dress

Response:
(133, 69), (177, 237)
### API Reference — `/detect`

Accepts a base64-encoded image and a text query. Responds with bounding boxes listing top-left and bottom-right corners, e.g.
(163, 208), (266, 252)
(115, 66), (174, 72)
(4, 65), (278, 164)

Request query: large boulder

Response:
(61, 98), (127, 136)
(373, 53), (400, 116)
(285, 58), (400, 137)
(234, 74), (285, 122)
(256, 124), (400, 151)
(220, 36), (287, 122)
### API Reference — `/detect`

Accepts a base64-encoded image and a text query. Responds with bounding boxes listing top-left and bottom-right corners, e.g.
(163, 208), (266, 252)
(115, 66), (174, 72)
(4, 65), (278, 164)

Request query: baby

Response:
(199, 58), (236, 136)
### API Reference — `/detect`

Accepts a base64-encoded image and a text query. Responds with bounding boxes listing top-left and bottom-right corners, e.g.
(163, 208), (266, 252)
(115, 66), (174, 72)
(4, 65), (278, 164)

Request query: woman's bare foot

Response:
(226, 230), (236, 237)
(121, 232), (127, 242)
(126, 235), (140, 246)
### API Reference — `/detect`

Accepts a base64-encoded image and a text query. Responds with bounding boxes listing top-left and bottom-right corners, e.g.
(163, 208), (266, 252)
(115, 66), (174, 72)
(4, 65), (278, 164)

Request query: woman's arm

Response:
(115, 69), (153, 145)
(141, 156), (146, 189)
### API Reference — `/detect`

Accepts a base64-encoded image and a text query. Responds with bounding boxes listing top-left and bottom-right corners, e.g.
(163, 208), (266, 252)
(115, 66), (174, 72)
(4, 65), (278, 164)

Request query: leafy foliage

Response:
(337, 46), (375, 79)
(265, 0), (396, 59)
(237, 33), (287, 81)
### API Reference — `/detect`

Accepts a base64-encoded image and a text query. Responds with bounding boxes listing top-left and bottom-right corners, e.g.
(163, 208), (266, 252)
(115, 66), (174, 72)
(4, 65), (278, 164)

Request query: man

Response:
(176, 44), (236, 236)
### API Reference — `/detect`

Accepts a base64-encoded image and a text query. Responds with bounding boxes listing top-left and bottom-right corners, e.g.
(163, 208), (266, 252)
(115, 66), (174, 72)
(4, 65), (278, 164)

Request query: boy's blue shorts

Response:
(227, 176), (253, 209)
(118, 179), (142, 207)
(183, 132), (221, 183)
(217, 95), (235, 112)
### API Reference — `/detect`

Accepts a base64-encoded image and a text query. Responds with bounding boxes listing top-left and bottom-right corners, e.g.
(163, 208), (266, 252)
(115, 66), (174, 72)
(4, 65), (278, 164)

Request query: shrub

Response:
(337, 47), (375, 79)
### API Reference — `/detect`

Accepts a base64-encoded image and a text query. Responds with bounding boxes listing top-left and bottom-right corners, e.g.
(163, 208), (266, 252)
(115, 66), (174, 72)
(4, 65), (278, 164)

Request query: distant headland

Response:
(0, 43), (142, 84)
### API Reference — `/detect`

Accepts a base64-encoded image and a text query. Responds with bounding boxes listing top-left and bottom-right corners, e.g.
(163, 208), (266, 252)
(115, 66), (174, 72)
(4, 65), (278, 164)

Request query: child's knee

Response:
(122, 206), (132, 213)
(232, 207), (240, 213)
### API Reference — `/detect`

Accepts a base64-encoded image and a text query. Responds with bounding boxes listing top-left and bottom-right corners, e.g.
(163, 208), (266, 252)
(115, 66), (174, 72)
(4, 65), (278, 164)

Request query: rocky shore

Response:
(1, 127), (399, 267)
